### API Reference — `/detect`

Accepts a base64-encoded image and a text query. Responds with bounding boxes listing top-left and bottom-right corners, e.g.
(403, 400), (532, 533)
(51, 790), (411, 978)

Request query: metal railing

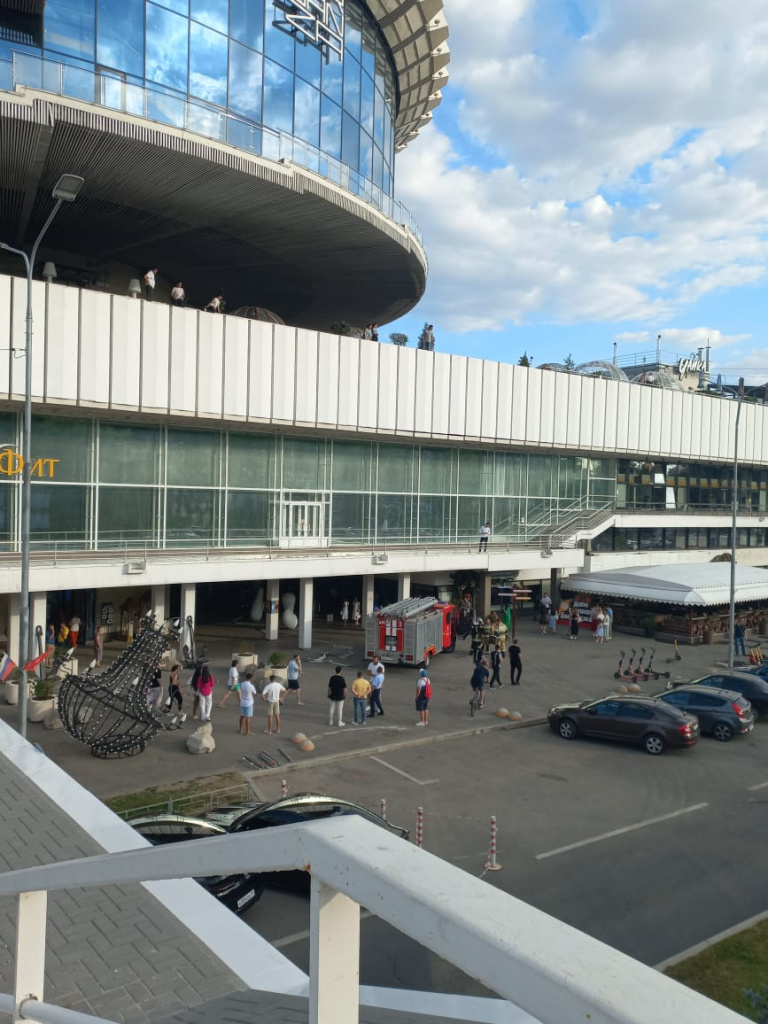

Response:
(1, 52), (423, 246)
(112, 783), (254, 821)
(0, 816), (746, 1024)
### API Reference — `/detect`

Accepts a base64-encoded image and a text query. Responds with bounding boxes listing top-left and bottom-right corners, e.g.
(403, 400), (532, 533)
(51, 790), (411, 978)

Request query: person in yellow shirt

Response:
(351, 671), (372, 725)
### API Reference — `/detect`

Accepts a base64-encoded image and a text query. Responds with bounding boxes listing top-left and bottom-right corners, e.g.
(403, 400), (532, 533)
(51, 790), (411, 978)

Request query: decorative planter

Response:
(256, 665), (287, 684)
(233, 653), (259, 669)
(28, 697), (56, 723)
(4, 680), (31, 706)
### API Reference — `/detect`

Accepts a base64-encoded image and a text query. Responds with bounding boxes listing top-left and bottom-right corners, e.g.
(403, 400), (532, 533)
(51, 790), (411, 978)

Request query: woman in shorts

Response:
(415, 669), (431, 727)
(218, 659), (240, 707)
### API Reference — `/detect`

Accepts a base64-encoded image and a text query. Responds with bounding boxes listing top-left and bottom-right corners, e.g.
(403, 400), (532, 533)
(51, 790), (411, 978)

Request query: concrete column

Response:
(151, 584), (169, 622)
(8, 592), (21, 664)
(474, 573), (492, 620)
(298, 578), (313, 650)
(549, 568), (561, 610)
(266, 579), (280, 642)
(30, 592), (47, 657)
(362, 575), (375, 619)
(309, 879), (360, 1024)
(397, 573), (411, 602)
(180, 583), (196, 656)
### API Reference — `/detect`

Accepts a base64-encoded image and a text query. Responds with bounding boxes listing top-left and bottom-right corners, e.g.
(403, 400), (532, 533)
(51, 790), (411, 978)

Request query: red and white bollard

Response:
(415, 806), (424, 848)
(380, 797), (387, 821)
(281, 779), (288, 798)
(485, 815), (502, 871)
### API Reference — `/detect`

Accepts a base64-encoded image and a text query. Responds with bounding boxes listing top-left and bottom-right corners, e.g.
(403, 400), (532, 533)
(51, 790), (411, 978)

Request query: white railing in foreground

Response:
(0, 817), (744, 1024)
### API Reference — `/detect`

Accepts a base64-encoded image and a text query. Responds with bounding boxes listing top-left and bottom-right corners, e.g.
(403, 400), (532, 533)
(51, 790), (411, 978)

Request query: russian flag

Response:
(0, 653), (16, 681)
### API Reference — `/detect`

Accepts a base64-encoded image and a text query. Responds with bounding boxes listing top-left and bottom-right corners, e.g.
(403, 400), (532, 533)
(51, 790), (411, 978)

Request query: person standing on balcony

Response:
(170, 282), (186, 306)
(479, 522), (491, 552)
(143, 268), (157, 301)
(204, 293), (224, 313)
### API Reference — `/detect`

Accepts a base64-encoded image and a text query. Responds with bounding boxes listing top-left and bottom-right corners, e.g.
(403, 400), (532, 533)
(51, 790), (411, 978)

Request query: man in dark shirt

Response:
(508, 638), (522, 685)
(489, 645), (504, 687)
(470, 659), (489, 708)
(327, 666), (347, 727)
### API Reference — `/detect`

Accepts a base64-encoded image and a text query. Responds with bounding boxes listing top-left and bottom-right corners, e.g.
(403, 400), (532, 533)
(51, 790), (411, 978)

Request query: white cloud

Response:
(397, 0), (768, 333)
(614, 328), (752, 350)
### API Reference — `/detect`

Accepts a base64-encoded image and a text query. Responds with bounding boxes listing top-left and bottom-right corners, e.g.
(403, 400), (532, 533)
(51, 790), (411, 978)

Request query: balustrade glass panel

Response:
(98, 486), (158, 545)
(226, 491), (272, 545)
(166, 488), (216, 543)
(30, 485), (88, 546)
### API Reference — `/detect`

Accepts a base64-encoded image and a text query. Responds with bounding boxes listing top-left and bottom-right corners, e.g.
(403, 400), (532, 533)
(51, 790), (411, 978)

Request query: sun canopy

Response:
(561, 564), (768, 607)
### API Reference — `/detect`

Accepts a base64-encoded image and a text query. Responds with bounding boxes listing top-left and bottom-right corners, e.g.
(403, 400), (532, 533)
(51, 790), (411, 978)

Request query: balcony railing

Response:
(0, 52), (423, 247)
(0, 816), (747, 1024)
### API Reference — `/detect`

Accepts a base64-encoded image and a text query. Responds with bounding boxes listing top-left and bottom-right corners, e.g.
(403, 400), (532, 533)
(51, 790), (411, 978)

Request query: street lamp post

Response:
(727, 378), (745, 671)
(0, 174), (84, 737)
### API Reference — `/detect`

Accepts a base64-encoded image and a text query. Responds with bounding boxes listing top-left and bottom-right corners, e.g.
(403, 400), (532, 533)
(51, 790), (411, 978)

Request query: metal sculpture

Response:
(58, 614), (183, 759)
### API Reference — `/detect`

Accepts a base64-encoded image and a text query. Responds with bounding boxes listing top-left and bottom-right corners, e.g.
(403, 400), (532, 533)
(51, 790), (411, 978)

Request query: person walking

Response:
(327, 666), (347, 726)
(734, 620), (747, 657)
(286, 653), (304, 704)
(68, 615), (81, 648)
(548, 606), (558, 635)
(539, 594), (552, 636)
(93, 624), (104, 667)
(470, 658), (489, 708)
(189, 663), (201, 719)
(369, 663), (385, 717)
(479, 522), (491, 552)
(604, 605), (613, 641)
(262, 673), (285, 734)
(415, 668), (431, 726)
(508, 638), (522, 685)
(197, 665), (216, 722)
(218, 659), (241, 706)
(489, 645), (504, 687)
(351, 671), (371, 725)
(143, 268), (157, 301)
(341, 600), (349, 627)
(569, 606), (580, 640)
(170, 282), (185, 306)
(352, 598), (361, 628)
(238, 672), (257, 735)
(166, 663), (183, 712)
(594, 607), (606, 644)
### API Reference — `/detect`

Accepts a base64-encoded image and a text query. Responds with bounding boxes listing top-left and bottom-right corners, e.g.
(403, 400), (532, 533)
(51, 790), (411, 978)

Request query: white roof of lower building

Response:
(562, 563), (768, 606)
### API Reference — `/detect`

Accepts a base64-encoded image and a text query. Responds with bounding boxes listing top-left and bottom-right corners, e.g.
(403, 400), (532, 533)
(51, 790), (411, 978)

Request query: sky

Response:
(389, 0), (768, 384)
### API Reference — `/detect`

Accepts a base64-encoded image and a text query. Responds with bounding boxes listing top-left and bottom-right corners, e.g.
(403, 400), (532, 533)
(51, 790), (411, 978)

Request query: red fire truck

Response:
(365, 597), (457, 667)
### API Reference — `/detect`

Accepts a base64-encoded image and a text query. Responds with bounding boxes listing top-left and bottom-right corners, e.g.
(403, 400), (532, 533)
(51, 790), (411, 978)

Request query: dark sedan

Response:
(547, 695), (700, 755)
(130, 793), (409, 913)
(670, 672), (768, 717)
(653, 686), (754, 741)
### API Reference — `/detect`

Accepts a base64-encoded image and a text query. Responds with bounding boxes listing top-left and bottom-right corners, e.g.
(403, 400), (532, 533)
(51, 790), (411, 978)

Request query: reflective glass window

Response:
(491, 497), (523, 539)
(341, 111), (359, 170)
(99, 423), (161, 484)
(420, 448), (455, 494)
(263, 57), (294, 133)
(459, 451), (490, 493)
(98, 487), (159, 545)
(494, 454), (524, 496)
(458, 497), (488, 540)
(166, 488), (216, 543)
(371, 145), (383, 189)
(528, 457), (555, 496)
(322, 52), (342, 104)
(228, 433), (275, 488)
(146, 3), (189, 92)
(44, 0), (95, 60)
(96, 0), (144, 76)
(264, 7), (294, 69)
(294, 77), (320, 146)
(0, 485), (12, 550)
(30, 485), (88, 545)
(359, 132), (372, 180)
(190, 0), (228, 33)
(344, 3), (362, 62)
(320, 96), (341, 158)
(231, 0), (263, 51)
(332, 494), (369, 544)
(373, 87), (385, 149)
(418, 497), (453, 542)
(376, 494), (412, 543)
(190, 21), (227, 105)
(361, 22), (376, 78)
(167, 428), (219, 486)
(31, 416), (91, 482)
(296, 36), (321, 87)
(227, 491), (273, 545)
(229, 40), (262, 120)
(157, 0), (188, 12)
(332, 442), (372, 491)
(343, 55), (360, 118)
(146, 86), (186, 126)
(283, 439), (326, 490)
(378, 445), (414, 493)
(360, 72), (374, 136)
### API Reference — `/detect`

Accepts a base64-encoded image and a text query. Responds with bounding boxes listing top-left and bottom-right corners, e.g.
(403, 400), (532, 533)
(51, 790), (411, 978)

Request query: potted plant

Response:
(3, 665), (28, 706)
(641, 615), (657, 639)
(258, 650), (288, 683)
(233, 645), (259, 670)
(28, 676), (57, 722)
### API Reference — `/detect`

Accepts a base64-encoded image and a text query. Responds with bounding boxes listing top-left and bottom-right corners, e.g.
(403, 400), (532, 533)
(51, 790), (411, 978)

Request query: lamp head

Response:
(52, 174), (85, 202)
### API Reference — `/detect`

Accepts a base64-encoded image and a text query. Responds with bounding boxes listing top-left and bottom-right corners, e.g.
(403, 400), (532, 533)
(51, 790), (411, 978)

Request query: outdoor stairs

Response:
(538, 505), (616, 551)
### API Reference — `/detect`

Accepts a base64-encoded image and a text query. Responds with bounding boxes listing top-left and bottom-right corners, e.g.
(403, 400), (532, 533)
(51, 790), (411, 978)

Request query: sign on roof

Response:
(273, 0), (345, 61)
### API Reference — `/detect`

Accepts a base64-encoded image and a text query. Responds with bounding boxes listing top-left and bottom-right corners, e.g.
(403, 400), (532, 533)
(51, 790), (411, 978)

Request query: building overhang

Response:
(0, 91), (427, 328)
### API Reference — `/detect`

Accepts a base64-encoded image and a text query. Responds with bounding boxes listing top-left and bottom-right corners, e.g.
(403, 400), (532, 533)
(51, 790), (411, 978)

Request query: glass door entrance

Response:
(279, 499), (326, 547)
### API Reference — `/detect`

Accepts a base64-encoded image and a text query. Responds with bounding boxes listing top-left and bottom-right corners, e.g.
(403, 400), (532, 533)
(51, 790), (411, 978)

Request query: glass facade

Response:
(1, 0), (397, 197)
(617, 459), (768, 513)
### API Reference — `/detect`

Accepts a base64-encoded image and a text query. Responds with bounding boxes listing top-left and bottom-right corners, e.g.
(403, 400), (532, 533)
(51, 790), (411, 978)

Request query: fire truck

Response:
(365, 597), (457, 667)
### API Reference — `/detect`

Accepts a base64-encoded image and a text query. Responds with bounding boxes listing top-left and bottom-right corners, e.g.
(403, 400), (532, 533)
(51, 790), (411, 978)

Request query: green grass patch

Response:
(665, 919), (768, 1020)
(104, 771), (248, 817)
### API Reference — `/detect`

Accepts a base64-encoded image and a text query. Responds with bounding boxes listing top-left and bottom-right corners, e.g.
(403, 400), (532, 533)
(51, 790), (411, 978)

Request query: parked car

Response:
(653, 686), (754, 741)
(547, 695), (700, 755)
(670, 672), (768, 718)
(130, 793), (409, 913)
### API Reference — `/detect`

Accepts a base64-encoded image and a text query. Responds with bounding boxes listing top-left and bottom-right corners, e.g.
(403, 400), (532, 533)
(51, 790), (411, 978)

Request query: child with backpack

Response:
(415, 668), (432, 727)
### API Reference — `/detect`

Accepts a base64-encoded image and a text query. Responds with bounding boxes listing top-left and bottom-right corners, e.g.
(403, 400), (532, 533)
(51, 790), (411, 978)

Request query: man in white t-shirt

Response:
(262, 674), (285, 734)
(239, 675), (257, 736)
(367, 658), (383, 680)
(479, 522), (491, 552)
(143, 268), (157, 301)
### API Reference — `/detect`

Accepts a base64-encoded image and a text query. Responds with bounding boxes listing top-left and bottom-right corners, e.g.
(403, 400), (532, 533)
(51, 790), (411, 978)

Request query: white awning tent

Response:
(561, 564), (768, 607)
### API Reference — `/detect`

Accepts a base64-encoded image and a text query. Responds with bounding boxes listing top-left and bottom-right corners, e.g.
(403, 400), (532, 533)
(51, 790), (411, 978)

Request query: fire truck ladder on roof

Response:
(377, 597), (439, 619)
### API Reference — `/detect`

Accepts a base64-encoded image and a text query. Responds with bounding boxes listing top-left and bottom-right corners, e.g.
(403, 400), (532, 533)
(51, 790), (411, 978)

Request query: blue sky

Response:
(389, 0), (768, 383)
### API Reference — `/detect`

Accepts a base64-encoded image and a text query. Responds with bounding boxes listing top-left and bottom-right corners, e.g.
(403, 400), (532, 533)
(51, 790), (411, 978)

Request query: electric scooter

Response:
(630, 648), (648, 682)
(665, 638), (682, 663)
(644, 647), (670, 681)
(613, 650), (634, 680)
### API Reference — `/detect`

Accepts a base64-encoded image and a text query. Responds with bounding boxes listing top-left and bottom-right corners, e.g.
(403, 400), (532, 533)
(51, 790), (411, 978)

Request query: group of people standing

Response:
(469, 636), (523, 707)
(536, 596), (613, 642)
(143, 268), (224, 313)
(340, 599), (362, 627)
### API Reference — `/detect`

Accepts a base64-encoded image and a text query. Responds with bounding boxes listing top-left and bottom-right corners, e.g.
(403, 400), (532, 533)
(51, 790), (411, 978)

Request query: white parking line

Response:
(369, 756), (439, 785)
(274, 911), (374, 948)
(747, 781), (768, 791)
(536, 803), (709, 861)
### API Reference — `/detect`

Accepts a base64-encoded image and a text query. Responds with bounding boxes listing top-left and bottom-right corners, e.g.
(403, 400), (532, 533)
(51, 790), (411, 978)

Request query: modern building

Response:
(0, 0), (449, 326)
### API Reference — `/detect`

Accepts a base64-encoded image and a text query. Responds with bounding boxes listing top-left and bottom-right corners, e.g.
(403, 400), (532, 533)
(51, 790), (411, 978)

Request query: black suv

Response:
(654, 686), (754, 741)
(671, 672), (768, 717)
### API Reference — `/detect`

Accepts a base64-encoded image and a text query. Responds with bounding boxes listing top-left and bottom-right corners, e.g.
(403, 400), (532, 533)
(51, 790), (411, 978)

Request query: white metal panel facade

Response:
(414, 349), (434, 436)
(316, 331), (340, 427)
(110, 296), (141, 408)
(141, 301), (170, 413)
(395, 346), (416, 434)
(295, 329), (319, 426)
(337, 335), (360, 429)
(248, 321), (273, 422)
(78, 290), (111, 407)
(222, 316), (249, 420)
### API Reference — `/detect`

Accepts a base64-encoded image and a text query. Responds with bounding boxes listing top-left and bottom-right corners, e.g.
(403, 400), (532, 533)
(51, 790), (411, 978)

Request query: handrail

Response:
(0, 817), (745, 1024)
